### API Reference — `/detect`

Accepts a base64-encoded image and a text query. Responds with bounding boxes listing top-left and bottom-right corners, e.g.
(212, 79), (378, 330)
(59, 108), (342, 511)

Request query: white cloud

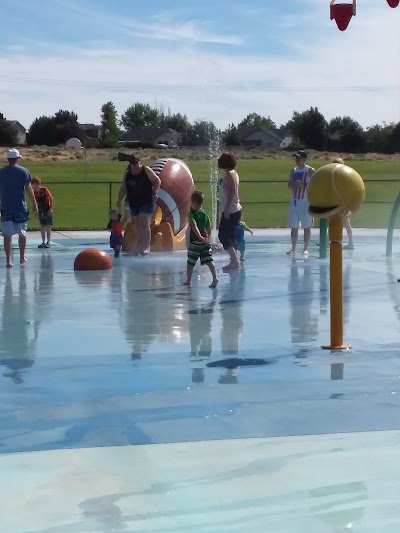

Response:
(126, 19), (243, 46)
(50, 0), (243, 46)
(0, 0), (399, 130)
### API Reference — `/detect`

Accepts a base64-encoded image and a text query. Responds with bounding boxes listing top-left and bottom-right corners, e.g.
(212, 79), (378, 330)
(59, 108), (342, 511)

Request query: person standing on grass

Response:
(287, 150), (314, 256)
(32, 177), (53, 249)
(0, 148), (38, 268)
(116, 154), (160, 256)
(332, 157), (354, 249)
(218, 153), (242, 271)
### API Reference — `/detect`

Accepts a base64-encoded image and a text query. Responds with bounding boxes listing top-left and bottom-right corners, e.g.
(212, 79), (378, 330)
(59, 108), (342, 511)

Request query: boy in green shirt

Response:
(184, 191), (218, 288)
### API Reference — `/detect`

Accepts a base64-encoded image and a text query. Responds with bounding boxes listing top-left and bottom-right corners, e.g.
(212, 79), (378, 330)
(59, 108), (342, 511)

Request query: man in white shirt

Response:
(287, 150), (314, 256)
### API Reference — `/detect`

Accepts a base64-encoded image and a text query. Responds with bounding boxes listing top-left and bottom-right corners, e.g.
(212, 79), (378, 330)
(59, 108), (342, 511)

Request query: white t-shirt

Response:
(220, 171), (241, 214)
(290, 165), (312, 201)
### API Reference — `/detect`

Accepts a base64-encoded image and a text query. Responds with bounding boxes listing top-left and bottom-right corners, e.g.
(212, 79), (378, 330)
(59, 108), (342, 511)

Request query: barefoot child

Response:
(184, 191), (218, 288)
(107, 209), (123, 257)
(32, 177), (53, 248)
(234, 220), (253, 261)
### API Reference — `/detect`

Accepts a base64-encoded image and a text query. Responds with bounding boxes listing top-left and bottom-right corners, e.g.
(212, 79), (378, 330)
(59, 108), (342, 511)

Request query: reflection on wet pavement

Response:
(1, 235), (400, 531)
(0, 237), (399, 454)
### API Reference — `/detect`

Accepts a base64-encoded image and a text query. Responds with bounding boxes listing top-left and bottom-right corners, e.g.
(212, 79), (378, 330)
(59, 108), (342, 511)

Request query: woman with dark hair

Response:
(117, 154), (161, 255)
(218, 153), (242, 270)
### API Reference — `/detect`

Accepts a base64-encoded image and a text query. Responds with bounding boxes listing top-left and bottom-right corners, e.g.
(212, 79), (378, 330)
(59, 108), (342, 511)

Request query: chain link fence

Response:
(26, 179), (400, 230)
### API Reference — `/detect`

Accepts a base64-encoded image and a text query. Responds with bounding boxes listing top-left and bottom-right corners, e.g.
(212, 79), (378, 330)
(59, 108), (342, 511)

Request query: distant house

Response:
(275, 128), (297, 149)
(120, 126), (181, 147)
(7, 120), (27, 145)
(79, 123), (102, 139)
(237, 125), (283, 149)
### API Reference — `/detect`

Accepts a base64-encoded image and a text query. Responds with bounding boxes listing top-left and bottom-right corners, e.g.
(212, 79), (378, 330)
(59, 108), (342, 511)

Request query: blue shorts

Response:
(1, 210), (28, 224)
(130, 202), (155, 218)
(110, 234), (123, 249)
(236, 238), (245, 252)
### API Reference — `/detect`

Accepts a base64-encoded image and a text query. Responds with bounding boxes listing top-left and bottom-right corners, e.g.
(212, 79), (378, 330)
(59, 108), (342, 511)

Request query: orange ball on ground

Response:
(74, 248), (112, 271)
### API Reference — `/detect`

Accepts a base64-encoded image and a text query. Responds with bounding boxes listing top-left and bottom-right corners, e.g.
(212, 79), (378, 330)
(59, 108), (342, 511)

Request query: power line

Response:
(0, 75), (398, 93)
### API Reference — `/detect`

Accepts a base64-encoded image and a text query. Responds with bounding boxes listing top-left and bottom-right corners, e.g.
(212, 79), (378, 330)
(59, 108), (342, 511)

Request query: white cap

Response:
(6, 148), (22, 159)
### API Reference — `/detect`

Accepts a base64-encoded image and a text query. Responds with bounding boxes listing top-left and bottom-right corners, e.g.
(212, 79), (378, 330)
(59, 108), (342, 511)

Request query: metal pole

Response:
(81, 147), (87, 181)
(109, 182), (113, 211)
(216, 182), (220, 232)
(386, 191), (400, 256)
(322, 216), (350, 350)
(319, 218), (328, 259)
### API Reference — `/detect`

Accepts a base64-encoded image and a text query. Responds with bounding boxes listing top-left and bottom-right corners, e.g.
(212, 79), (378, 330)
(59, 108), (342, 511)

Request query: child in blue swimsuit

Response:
(234, 220), (253, 261)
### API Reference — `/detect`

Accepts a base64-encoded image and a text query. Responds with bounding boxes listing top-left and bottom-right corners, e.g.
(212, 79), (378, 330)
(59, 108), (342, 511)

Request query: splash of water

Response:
(208, 127), (222, 244)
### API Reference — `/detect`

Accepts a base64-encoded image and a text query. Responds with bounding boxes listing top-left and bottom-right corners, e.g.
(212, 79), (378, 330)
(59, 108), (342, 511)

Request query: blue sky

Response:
(1, 0), (399, 129)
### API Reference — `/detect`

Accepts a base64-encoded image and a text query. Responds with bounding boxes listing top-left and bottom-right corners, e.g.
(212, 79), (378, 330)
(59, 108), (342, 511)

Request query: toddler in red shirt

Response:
(107, 209), (123, 257)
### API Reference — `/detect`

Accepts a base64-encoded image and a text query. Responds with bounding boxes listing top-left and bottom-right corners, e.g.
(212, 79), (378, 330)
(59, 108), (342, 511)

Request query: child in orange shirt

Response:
(32, 177), (53, 249)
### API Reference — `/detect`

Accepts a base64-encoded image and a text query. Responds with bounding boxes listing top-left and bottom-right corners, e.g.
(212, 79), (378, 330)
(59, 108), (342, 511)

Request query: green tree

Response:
(121, 103), (161, 130)
(54, 109), (78, 124)
(386, 122), (400, 153)
(27, 116), (58, 146)
(285, 107), (328, 150)
(222, 123), (240, 145)
(237, 113), (276, 130)
(328, 116), (366, 153)
(284, 112), (301, 137)
(182, 120), (219, 146)
(0, 113), (18, 146)
(54, 109), (83, 144)
(27, 111), (83, 146)
(160, 112), (191, 133)
(365, 124), (391, 153)
(99, 101), (119, 148)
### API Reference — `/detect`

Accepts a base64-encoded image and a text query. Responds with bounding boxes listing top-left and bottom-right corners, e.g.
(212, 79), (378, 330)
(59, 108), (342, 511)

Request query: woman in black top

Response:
(117, 154), (161, 255)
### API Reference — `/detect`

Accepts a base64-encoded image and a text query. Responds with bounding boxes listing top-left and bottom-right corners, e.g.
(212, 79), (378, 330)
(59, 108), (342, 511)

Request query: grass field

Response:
(24, 157), (400, 230)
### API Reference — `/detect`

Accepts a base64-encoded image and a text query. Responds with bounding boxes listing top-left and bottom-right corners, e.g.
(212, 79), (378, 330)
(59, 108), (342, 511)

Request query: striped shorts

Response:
(187, 241), (213, 267)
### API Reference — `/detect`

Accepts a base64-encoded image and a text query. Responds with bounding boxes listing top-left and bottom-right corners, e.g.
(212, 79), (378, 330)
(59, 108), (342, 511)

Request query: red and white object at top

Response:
(330, 0), (356, 31)
(330, 0), (399, 32)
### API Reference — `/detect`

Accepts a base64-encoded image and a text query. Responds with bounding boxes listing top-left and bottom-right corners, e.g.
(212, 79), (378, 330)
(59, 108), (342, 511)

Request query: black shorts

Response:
(130, 202), (155, 217)
(218, 211), (241, 250)
(39, 210), (53, 226)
